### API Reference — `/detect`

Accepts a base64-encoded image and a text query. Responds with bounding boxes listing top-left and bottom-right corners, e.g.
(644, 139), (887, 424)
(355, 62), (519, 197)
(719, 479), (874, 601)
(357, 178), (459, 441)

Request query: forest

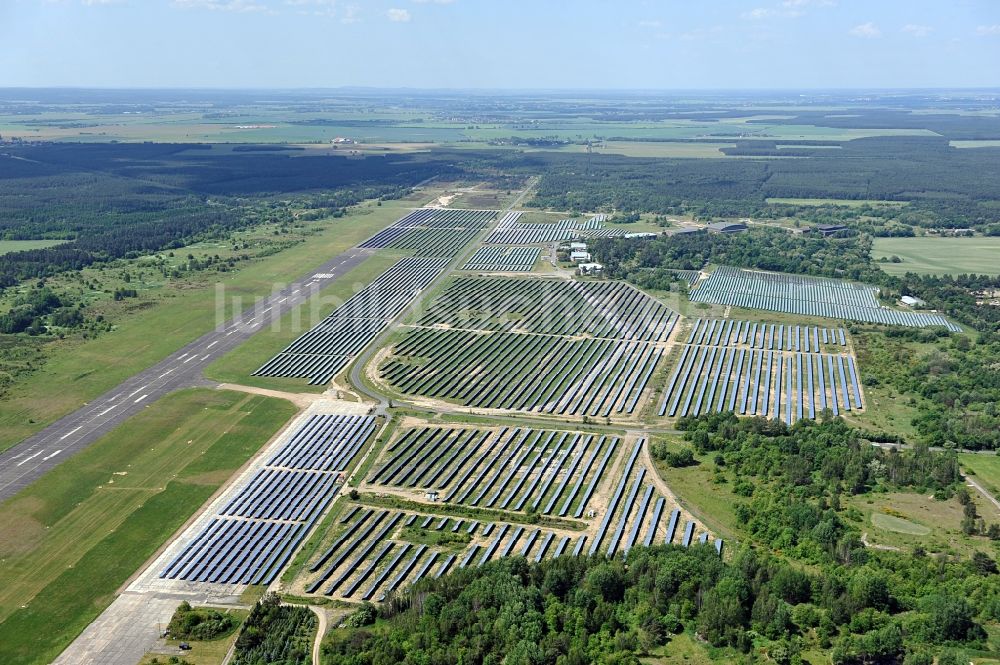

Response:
(322, 416), (997, 665)
(503, 138), (1000, 229)
(0, 144), (458, 288)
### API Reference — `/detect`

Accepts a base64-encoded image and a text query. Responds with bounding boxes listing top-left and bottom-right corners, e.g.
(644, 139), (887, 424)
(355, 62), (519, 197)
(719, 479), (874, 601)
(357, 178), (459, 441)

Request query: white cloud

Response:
(742, 7), (773, 20)
(783, 0), (835, 7)
(386, 7), (410, 21)
(172, 0), (269, 11)
(849, 22), (881, 38)
(340, 3), (360, 23)
(901, 24), (932, 37)
(976, 25), (1000, 36)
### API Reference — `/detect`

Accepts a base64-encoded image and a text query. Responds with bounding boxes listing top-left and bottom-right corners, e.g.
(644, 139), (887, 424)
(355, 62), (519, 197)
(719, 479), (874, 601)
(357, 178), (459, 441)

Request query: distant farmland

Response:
(872, 237), (1000, 276)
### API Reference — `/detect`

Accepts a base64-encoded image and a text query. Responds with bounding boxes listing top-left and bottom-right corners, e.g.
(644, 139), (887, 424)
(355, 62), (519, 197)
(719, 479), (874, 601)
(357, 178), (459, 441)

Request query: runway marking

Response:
(16, 451), (42, 466)
(110, 393), (124, 401)
(260, 307), (271, 314)
(158, 368), (175, 378)
(226, 330), (236, 336)
(127, 385), (147, 398)
(42, 449), (62, 461)
(177, 353), (188, 360)
(59, 426), (82, 441)
(206, 341), (218, 349)
(200, 354), (210, 361)
(277, 297), (287, 303)
(97, 404), (118, 416)
(183, 355), (196, 363)
(134, 394), (148, 404)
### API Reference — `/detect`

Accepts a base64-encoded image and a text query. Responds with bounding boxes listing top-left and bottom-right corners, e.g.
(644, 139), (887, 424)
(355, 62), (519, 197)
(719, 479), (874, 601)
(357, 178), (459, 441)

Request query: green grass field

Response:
(960, 454), (1000, 496)
(0, 196), (415, 453)
(870, 512), (931, 535)
(872, 237), (1000, 276)
(0, 240), (67, 256)
(0, 388), (296, 665)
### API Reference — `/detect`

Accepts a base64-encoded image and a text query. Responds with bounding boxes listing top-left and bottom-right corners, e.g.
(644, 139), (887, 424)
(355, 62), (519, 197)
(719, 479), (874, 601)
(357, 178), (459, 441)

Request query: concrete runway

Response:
(0, 247), (374, 503)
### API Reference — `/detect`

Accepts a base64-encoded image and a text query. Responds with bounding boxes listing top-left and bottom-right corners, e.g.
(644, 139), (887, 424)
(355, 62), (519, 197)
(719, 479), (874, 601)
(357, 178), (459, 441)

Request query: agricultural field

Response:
(690, 265), (961, 330)
(0, 389), (296, 665)
(872, 237), (1000, 276)
(377, 276), (677, 418)
(288, 425), (717, 603)
(254, 256), (449, 384)
(658, 318), (863, 423)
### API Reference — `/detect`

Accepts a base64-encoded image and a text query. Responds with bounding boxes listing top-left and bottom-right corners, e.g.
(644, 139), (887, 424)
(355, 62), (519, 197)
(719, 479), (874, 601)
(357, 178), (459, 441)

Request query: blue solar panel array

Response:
(160, 414), (376, 586)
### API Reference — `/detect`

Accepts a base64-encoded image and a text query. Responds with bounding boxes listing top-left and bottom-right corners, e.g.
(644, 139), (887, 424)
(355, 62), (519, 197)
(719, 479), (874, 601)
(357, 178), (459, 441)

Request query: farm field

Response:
(656, 318), (863, 423)
(872, 237), (1000, 276)
(690, 265), (960, 330)
(0, 389), (296, 665)
(0, 195), (415, 453)
(287, 424), (717, 603)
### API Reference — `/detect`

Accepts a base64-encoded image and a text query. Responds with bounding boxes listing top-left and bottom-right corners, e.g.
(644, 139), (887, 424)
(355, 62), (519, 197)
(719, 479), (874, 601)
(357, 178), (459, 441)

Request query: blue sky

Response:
(4, 0), (1000, 88)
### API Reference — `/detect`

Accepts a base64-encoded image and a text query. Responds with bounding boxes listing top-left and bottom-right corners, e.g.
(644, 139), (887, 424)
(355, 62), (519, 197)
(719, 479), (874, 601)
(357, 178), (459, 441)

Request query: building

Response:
(707, 221), (747, 234)
(569, 241), (588, 251)
(425, 490), (439, 501)
(900, 295), (926, 308)
(577, 262), (604, 276)
(814, 223), (848, 237)
(623, 232), (658, 239)
(570, 250), (592, 263)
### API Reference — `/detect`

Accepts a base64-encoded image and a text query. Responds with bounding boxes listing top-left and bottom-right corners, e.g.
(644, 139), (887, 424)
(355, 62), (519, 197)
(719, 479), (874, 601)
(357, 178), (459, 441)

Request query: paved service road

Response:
(0, 247), (374, 503)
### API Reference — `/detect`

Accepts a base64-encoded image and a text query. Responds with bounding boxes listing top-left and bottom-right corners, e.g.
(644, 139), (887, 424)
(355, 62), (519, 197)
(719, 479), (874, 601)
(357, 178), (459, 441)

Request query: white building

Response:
(900, 295), (926, 308)
(578, 262), (604, 276)
(569, 241), (588, 251)
(570, 250), (592, 263)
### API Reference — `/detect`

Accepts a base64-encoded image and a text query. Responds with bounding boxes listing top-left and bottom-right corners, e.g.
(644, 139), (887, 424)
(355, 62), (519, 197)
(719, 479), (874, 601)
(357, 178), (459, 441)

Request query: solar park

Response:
(462, 245), (541, 272)
(291, 429), (719, 602)
(658, 318), (864, 423)
(140, 203), (962, 609)
(485, 212), (623, 244)
(361, 207), (497, 257)
(690, 265), (961, 331)
(378, 276), (676, 417)
(159, 414), (376, 586)
(254, 256), (449, 384)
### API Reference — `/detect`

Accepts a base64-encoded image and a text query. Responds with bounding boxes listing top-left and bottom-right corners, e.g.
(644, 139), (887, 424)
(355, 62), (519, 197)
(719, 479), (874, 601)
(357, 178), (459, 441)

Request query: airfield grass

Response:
(0, 196), (415, 453)
(0, 240), (67, 256)
(960, 454), (1000, 496)
(0, 388), (296, 665)
(203, 251), (405, 393)
(872, 237), (1000, 276)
